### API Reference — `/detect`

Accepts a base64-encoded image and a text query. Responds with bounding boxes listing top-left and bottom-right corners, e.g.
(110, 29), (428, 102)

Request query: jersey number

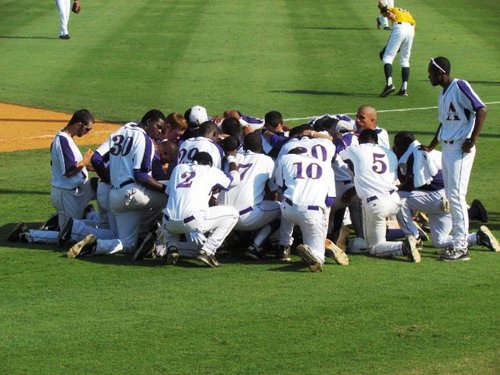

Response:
(293, 162), (323, 179)
(178, 148), (199, 164)
(372, 153), (387, 174)
(110, 135), (133, 156)
(176, 171), (196, 188)
(238, 163), (253, 180)
(310, 144), (328, 162)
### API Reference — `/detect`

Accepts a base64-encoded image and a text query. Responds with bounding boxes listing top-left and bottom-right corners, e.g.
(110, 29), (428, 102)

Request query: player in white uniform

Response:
(327, 121), (364, 246)
(162, 151), (240, 267)
(67, 110), (168, 258)
(354, 105), (390, 148)
(423, 56), (489, 261)
(55, 0), (75, 39)
(394, 131), (499, 254)
(378, 1), (416, 97)
(340, 129), (420, 262)
(273, 147), (337, 272)
(218, 132), (281, 260)
(9, 109), (98, 244)
(178, 121), (224, 169)
(49, 109), (95, 227)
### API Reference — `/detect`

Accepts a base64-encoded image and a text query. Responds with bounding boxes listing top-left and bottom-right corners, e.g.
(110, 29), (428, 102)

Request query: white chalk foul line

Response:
(284, 101), (500, 122)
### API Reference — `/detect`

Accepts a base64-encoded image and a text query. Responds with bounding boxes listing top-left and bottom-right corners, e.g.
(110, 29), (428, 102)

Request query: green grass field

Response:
(1, 1), (499, 374)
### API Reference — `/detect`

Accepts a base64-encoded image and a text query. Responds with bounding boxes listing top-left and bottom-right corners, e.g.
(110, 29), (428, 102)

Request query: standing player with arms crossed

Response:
(422, 56), (489, 261)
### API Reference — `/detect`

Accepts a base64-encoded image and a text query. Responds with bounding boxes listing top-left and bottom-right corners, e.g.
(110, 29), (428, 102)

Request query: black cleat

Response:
(476, 226), (500, 252)
(379, 84), (395, 97)
(469, 199), (488, 223)
(8, 223), (28, 242)
(277, 245), (291, 262)
(57, 218), (73, 248)
(133, 232), (156, 260)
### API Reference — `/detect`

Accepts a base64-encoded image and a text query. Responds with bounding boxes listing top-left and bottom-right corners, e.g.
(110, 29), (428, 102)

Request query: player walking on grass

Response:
(378, 1), (416, 97)
(422, 56), (489, 261)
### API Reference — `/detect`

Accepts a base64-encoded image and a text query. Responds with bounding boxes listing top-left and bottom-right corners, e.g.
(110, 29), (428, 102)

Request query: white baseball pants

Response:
(441, 141), (476, 250)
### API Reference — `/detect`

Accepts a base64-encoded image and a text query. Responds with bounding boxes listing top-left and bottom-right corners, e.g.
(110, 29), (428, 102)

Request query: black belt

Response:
(341, 180), (352, 185)
(397, 22), (414, 26)
(239, 206), (253, 215)
(164, 214), (195, 224)
(112, 178), (135, 190)
(366, 189), (396, 203)
(442, 140), (454, 144)
(285, 198), (320, 211)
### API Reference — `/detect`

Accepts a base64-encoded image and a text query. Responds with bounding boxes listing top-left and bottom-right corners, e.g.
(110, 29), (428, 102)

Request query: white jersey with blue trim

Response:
(340, 143), (398, 200)
(178, 136), (224, 169)
(277, 136), (336, 166)
(50, 130), (88, 189)
(97, 122), (154, 188)
(437, 79), (486, 142)
(218, 150), (275, 210)
(165, 162), (233, 220)
(274, 153), (335, 208)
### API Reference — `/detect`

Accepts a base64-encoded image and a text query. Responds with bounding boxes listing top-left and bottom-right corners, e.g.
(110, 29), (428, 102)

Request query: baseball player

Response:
(8, 180), (115, 246)
(376, 0), (394, 30)
(161, 151), (240, 267)
(217, 132), (281, 260)
(49, 109), (95, 228)
(378, 1), (416, 97)
(327, 119), (364, 245)
(178, 121), (225, 169)
(55, 0), (79, 39)
(339, 129), (420, 262)
(273, 147), (337, 272)
(355, 105), (390, 148)
(159, 112), (188, 143)
(394, 131), (499, 255)
(422, 56), (489, 261)
(261, 111), (290, 159)
(67, 110), (168, 258)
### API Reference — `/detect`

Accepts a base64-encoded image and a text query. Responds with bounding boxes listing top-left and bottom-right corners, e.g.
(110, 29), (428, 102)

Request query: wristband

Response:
(226, 155), (236, 164)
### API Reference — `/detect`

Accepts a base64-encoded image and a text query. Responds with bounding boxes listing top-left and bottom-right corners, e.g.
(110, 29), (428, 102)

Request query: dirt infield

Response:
(0, 103), (120, 152)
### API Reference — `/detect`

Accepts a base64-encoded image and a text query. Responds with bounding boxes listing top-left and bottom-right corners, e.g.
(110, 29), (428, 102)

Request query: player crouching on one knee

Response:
(159, 151), (241, 268)
(272, 147), (347, 272)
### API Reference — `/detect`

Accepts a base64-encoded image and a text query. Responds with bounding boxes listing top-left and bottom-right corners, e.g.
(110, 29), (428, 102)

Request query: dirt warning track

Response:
(0, 103), (120, 152)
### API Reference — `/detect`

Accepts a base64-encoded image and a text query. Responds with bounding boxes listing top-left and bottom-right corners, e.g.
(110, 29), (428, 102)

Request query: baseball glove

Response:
(72, 0), (81, 14)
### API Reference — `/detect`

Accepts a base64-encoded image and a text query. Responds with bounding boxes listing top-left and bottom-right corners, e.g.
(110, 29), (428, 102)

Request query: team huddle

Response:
(7, 57), (499, 270)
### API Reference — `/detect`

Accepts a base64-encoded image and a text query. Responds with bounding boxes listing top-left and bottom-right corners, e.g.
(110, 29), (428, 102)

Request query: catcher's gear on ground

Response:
(72, 0), (81, 14)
